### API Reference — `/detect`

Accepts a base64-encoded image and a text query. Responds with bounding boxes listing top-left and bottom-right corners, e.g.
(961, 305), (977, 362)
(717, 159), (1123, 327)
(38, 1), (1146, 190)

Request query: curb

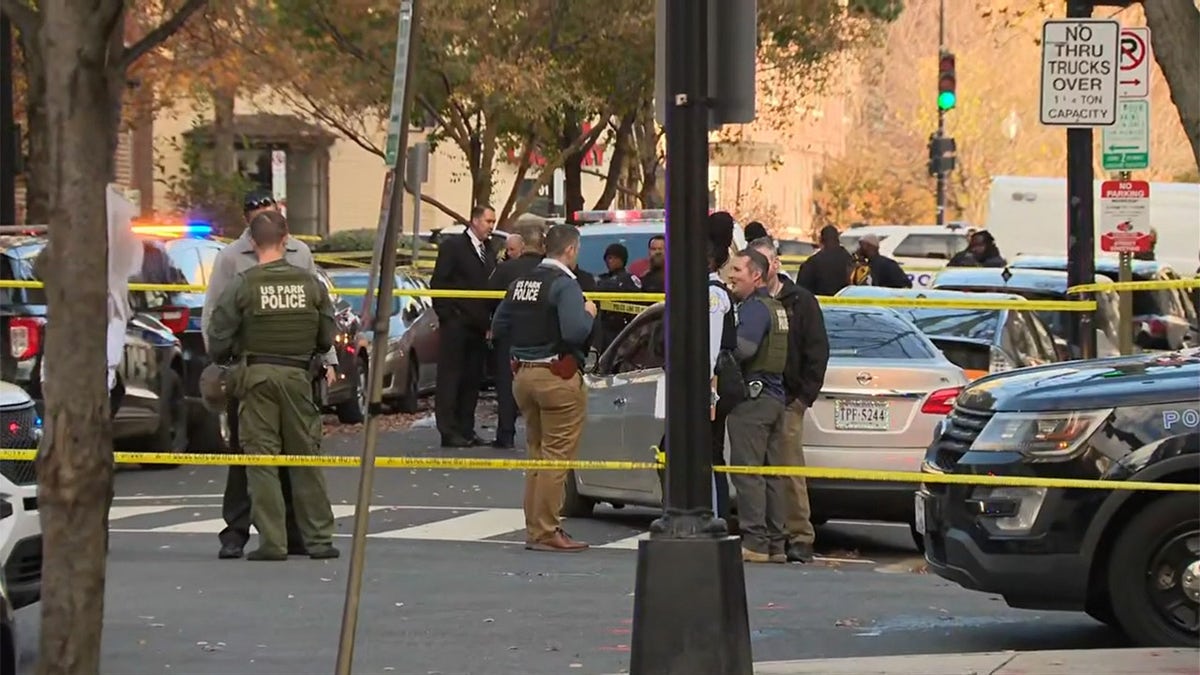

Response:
(750, 648), (1200, 674)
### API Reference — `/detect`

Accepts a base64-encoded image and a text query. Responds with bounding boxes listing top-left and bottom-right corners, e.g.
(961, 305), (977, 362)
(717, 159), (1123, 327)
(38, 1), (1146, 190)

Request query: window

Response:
(196, 245), (220, 286)
(578, 231), (658, 277)
(892, 234), (966, 260)
(899, 308), (1000, 342)
(823, 309), (939, 359)
(1004, 312), (1045, 366)
(603, 309), (666, 373)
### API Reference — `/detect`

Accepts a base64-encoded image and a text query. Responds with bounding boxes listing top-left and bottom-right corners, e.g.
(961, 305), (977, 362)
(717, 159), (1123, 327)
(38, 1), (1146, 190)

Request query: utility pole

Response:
(1, 14), (16, 226)
(928, 0), (956, 226)
(1064, 0), (1098, 359)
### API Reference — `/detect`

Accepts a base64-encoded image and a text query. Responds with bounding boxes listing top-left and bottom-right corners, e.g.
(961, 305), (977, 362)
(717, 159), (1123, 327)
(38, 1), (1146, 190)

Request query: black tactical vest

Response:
(506, 264), (567, 354)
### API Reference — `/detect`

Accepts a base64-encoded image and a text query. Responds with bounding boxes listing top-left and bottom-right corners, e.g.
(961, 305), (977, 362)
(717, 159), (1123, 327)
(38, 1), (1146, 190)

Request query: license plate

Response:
(914, 493), (926, 535)
(833, 399), (890, 431)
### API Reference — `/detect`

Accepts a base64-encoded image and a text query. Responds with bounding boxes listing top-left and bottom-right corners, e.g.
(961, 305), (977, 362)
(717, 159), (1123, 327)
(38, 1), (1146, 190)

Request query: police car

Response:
(571, 210), (749, 278)
(0, 380), (41, 610)
(920, 348), (1200, 647)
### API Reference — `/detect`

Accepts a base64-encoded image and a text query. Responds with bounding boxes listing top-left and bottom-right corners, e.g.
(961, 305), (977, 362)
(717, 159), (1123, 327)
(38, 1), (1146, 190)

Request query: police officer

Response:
(488, 220), (548, 448)
(203, 190), (338, 559)
(725, 248), (791, 563)
(206, 211), (339, 561)
(595, 243), (641, 353)
(491, 225), (597, 552)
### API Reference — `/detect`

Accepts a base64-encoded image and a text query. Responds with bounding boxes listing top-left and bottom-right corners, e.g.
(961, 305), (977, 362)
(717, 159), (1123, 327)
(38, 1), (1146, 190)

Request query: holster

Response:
(548, 354), (579, 380)
(309, 355), (328, 405)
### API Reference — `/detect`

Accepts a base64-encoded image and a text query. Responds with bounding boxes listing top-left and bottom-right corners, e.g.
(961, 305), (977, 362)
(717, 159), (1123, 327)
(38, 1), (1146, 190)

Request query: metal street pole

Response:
(934, 0), (947, 225)
(629, 0), (752, 672)
(1066, 0), (1097, 360)
(1, 14), (16, 226)
(1116, 170), (1133, 355)
(334, 0), (421, 672)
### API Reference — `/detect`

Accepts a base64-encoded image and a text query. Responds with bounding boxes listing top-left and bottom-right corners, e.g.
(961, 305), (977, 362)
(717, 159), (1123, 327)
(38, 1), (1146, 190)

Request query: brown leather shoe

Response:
(525, 529), (589, 552)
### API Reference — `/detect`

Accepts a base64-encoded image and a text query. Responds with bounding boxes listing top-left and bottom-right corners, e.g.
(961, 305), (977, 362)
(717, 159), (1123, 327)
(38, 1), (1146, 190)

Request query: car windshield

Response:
(824, 309), (939, 359)
(578, 228), (661, 275)
(897, 308), (1001, 341)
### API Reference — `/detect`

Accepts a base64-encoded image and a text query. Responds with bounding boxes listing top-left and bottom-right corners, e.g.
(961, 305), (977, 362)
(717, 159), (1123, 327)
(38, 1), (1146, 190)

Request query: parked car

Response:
(1008, 255), (1199, 350)
(571, 210), (749, 279)
(835, 287), (1066, 378)
(1, 236), (188, 457)
(932, 266), (1123, 359)
(570, 302), (969, 540)
(920, 347), (1200, 647)
(323, 269), (439, 414)
(311, 267), (369, 423)
(838, 224), (973, 288)
(0, 381), (41, 611)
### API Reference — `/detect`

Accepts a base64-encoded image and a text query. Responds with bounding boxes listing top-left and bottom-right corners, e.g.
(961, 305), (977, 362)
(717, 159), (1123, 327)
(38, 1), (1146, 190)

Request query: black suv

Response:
(919, 348), (1200, 647)
(0, 236), (187, 455)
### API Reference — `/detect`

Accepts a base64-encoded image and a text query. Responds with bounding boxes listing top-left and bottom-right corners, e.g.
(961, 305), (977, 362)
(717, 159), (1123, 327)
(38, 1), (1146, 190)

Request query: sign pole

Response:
(334, 0), (421, 672)
(1116, 169), (1133, 355)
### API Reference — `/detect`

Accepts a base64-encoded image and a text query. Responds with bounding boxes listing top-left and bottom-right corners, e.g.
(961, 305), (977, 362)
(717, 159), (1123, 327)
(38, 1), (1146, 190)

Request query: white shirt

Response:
(707, 272), (732, 374)
(467, 229), (488, 263)
(106, 186), (143, 390)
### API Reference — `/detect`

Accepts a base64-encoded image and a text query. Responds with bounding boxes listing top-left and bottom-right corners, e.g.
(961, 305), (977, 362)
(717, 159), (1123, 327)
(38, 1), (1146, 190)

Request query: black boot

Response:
(785, 541), (814, 564)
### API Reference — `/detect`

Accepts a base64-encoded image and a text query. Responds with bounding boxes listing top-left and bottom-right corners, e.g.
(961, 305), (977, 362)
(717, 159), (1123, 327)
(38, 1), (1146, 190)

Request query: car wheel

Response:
(396, 353), (420, 414)
(561, 470), (595, 518)
(1107, 494), (1200, 647)
(140, 369), (185, 470)
(335, 358), (367, 424)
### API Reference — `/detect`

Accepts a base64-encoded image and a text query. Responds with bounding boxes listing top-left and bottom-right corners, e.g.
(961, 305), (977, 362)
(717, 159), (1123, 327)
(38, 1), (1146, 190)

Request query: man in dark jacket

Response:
(855, 234), (911, 288)
(595, 243), (642, 352)
(797, 225), (854, 297)
(948, 230), (1006, 268)
(487, 219), (547, 448)
(749, 238), (829, 563)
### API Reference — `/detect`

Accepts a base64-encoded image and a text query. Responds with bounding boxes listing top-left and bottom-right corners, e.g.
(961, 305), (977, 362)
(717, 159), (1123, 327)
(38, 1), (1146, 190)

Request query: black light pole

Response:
(934, 0), (947, 225)
(1065, 0), (1097, 359)
(629, 0), (752, 673)
(0, 13), (16, 226)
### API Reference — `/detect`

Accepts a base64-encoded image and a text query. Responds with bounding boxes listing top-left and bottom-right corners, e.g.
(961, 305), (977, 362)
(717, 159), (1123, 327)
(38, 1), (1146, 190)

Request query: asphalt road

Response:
(14, 407), (1124, 674)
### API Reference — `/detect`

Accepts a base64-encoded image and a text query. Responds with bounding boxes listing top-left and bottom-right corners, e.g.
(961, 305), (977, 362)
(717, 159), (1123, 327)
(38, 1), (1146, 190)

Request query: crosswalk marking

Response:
(373, 508), (526, 542)
(136, 504), (384, 534)
(599, 532), (649, 550)
(109, 505), (191, 520)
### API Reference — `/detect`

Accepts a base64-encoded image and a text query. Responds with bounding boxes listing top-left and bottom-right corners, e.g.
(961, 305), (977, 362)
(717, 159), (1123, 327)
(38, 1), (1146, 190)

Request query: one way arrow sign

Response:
(1119, 27), (1150, 99)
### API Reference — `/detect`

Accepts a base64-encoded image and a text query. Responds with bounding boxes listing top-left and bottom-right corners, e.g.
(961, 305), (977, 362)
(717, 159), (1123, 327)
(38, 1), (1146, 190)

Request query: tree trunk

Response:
(36, 0), (126, 672)
(559, 109), (584, 222)
(14, 26), (49, 224)
(593, 111), (635, 210)
(211, 85), (237, 175)
(634, 98), (664, 209)
(1144, 0), (1200, 170)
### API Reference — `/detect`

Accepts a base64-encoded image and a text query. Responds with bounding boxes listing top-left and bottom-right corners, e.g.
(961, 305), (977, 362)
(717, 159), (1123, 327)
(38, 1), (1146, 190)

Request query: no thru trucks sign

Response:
(1040, 19), (1120, 127)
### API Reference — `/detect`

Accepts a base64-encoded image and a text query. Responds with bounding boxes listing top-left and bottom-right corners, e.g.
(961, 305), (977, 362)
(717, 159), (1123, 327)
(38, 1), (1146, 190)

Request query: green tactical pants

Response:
(238, 363), (336, 555)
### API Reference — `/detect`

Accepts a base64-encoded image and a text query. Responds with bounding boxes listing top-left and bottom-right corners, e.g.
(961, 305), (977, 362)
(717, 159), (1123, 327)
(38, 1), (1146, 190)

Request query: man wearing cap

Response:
(595, 243), (641, 353)
(853, 234), (910, 289)
(202, 189), (339, 560)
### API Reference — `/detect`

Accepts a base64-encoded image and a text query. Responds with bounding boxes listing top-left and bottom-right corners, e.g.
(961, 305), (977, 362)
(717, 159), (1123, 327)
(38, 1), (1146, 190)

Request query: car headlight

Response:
(971, 409), (1112, 461)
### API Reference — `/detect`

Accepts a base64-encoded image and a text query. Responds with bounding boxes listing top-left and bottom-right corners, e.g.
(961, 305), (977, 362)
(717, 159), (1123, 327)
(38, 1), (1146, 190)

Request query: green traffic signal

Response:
(938, 91), (956, 111)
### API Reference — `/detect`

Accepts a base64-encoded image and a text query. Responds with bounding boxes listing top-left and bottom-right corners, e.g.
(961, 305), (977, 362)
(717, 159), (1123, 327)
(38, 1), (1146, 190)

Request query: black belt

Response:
(245, 355), (310, 370)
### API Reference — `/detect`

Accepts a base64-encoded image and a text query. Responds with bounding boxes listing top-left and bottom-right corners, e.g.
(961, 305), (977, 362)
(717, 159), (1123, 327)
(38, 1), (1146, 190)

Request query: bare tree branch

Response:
(402, 177), (467, 225)
(121, 0), (209, 69)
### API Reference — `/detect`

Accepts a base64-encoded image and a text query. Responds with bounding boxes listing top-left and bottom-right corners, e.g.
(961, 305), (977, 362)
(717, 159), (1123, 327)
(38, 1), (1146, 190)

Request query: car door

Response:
(405, 275), (439, 388)
(575, 309), (664, 502)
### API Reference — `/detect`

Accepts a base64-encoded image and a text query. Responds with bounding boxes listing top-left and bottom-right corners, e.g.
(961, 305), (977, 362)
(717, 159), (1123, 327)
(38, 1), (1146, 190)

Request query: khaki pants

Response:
(782, 400), (815, 545)
(513, 365), (587, 542)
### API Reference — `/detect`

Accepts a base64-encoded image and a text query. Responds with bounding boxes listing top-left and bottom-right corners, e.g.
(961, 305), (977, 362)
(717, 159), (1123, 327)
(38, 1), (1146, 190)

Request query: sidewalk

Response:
(753, 648), (1200, 674)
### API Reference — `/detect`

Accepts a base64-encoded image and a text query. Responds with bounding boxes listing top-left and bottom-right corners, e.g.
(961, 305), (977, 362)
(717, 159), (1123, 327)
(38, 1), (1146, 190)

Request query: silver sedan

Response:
(568, 303), (970, 529)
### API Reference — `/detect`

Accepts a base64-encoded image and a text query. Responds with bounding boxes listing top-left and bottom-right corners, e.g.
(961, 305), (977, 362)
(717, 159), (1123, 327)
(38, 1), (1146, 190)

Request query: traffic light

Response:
(937, 51), (956, 111)
(927, 134), (957, 176)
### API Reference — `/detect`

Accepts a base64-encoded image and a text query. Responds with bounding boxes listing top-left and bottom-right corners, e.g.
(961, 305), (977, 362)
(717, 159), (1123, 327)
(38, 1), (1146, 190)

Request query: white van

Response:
(985, 176), (1200, 276)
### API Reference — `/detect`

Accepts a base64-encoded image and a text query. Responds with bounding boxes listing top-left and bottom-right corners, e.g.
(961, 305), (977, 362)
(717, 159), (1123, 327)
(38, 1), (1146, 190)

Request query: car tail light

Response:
(158, 307), (190, 334)
(9, 317), (43, 361)
(989, 346), (1014, 373)
(921, 387), (962, 416)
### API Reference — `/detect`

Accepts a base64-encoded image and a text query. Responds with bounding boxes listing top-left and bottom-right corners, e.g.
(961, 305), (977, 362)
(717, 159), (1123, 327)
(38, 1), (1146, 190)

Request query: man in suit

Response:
(431, 205), (498, 447)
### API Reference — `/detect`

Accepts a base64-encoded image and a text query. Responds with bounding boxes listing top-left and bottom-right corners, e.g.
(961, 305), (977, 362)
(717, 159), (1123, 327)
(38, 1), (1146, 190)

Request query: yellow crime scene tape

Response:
(0, 280), (1097, 311)
(0, 449), (1194, 492)
(1069, 278), (1200, 294)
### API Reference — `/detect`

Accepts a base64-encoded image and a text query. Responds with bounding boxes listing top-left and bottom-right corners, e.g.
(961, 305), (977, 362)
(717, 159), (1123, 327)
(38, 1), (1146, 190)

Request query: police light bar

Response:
(131, 222), (213, 238)
(572, 209), (667, 223)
